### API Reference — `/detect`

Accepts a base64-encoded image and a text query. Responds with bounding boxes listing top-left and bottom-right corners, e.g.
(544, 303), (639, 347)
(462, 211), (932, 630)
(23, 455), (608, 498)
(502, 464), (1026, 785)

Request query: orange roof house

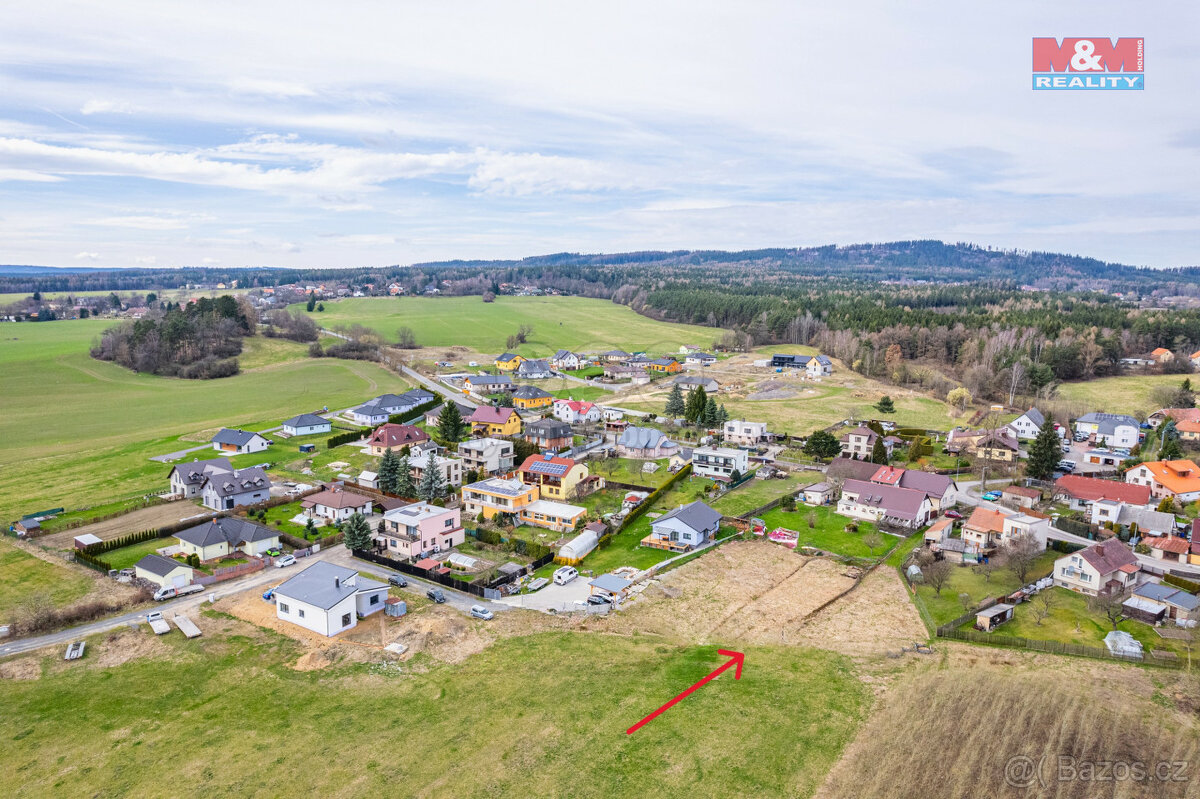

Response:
(1150, 347), (1174, 363)
(1126, 459), (1200, 500)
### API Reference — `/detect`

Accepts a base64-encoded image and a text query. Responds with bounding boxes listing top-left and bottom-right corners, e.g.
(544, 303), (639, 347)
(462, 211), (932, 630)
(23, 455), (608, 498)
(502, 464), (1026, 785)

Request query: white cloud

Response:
(80, 99), (136, 115)
(134, 255), (157, 264)
(74, 251), (99, 260)
(228, 78), (316, 98)
(86, 215), (190, 230)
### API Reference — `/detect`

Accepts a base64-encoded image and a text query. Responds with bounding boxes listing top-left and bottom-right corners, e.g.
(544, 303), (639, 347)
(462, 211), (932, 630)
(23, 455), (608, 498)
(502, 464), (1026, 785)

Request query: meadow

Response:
(1054, 372), (1187, 416)
(295, 295), (718, 355)
(0, 539), (93, 617)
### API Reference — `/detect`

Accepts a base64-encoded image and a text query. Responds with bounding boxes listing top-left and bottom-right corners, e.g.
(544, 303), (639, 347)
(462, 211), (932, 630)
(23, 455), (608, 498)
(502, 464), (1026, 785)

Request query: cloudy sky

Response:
(0, 2), (1196, 269)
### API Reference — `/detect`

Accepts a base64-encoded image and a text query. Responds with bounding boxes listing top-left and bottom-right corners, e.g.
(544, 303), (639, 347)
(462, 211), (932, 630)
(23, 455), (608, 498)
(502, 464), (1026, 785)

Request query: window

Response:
(279, 603), (289, 613)
(298, 608), (305, 618)
(445, 518), (453, 527)
(370, 594), (380, 605)
(342, 613), (352, 627)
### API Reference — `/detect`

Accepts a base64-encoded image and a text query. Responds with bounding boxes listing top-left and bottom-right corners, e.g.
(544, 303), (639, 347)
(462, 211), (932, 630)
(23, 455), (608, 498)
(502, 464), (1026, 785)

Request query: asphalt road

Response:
(321, 546), (510, 614)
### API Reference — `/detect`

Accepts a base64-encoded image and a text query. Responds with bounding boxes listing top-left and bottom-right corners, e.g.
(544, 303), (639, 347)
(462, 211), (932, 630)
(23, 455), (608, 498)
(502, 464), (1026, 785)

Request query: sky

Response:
(0, 2), (1197, 269)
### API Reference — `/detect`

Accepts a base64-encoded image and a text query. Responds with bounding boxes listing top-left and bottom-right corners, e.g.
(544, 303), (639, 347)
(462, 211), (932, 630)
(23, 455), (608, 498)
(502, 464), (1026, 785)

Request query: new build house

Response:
(134, 554), (195, 590)
(722, 420), (770, 447)
(175, 517), (281, 561)
(616, 426), (679, 458)
(1005, 407), (1047, 441)
(200, 466), (272, 511)
(458, 437), (515, 476)
(273, 562), (389, 637)
(367, 423), (429, 456)
(349, 390), (436, 426)
(210, 428), (270, 454)
(469, 406), (522, 437)
(301, 488), (374, 521)
(553, 399), (603, 424)
(461, 477), (538, 520)
(770, 353), (833, 377)
(646, 500), (721, 551)
(517, 454), (590, 501)
(692, 446), (750, 481)
(168, 457), (234, 499)
(281, 413), (331, 437)
(408, 450), (463, 488)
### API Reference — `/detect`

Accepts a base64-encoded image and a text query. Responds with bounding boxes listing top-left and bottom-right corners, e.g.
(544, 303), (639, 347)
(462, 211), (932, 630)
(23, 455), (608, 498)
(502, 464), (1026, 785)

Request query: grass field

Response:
(911, 552), (1059, 627)
(294, 295), (717, 356)
(1055, 372), (1186, 415)
(0, 539), (93, 619)
(0, 320), (411, 522)
(592, 457), (675, 488)
(0, 628), (869, 799)
(710, 471), (823, 517)
(581, 475), (712, 573)
(757, 505), (887, 559)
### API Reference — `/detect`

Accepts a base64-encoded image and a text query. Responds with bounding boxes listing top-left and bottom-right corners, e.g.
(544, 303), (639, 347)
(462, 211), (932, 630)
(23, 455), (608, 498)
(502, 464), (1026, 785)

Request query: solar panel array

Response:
(528, 459), (570, 476)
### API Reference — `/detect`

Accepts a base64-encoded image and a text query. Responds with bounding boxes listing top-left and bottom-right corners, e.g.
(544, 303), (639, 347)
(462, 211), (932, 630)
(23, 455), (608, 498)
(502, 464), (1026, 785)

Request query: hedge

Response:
(617, 463), (693, 534)
(74, 550), (113, 572)
(325, 398), (444, 449)
(1164, 574), (1200, 594)
(84, 526), (172, 555)
(1048, 538), (1086, 554)
(327, 429), (367, 448)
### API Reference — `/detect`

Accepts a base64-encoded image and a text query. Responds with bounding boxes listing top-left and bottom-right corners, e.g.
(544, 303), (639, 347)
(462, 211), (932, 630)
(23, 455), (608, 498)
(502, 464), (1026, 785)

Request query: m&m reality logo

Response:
(1032, 38), (1144, 90)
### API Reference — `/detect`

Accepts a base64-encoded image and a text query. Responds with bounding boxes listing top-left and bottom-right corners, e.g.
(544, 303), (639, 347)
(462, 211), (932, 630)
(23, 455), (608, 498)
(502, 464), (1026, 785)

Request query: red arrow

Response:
(626, 649), (744, 735)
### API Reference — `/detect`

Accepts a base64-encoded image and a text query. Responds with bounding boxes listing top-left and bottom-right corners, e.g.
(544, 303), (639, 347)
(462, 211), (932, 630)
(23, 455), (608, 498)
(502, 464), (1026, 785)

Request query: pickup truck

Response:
(153, 583), (206, 602)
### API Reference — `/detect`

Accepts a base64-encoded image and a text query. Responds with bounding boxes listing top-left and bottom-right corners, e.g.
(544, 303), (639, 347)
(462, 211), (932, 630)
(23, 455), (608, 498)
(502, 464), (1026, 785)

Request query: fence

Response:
(615, 463), (693, 534)
(193, 558), (266, 586)
(353, 549), (501, 599)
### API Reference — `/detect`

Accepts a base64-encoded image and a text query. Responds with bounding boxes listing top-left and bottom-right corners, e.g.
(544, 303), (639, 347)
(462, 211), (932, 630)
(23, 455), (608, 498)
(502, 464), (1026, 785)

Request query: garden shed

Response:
(974, 603), (1014, 632)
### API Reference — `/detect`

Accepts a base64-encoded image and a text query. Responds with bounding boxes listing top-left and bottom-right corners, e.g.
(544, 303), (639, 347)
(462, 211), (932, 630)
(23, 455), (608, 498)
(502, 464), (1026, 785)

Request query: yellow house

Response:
(469, 406), (522, 436)
(517, 454), (591, 500)
(646, 357), (682, 374)
(494, 352), (526, 372)
(461, 477), (538, 520)
(512, 385), (554, 410)
(133, 553), (195, 589)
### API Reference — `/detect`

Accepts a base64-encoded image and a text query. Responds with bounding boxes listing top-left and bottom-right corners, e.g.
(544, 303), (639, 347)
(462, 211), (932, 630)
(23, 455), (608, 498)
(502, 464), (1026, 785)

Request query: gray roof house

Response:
(135, 553), (189, 578)
(649, 501), (722, 549)
(200, 466), (272, 512)
(273, 561), (389, 637)
(350, 390), (435, 425)
(674, 375), (719, 392)
(175, 517), (281, 559)
(516, 359), (553, 379)
(211, 428), (271, 454)
(281, 413), (332, 437)
(1132, 582), (1200, 620)
(169, 457), (234, 499)
(617, 426), (680, 459)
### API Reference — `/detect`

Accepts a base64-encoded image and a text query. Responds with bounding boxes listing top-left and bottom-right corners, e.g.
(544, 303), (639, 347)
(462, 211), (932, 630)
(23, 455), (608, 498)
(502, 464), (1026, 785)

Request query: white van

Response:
(153, 583), (205, 602)
(553, 566), (578, 585)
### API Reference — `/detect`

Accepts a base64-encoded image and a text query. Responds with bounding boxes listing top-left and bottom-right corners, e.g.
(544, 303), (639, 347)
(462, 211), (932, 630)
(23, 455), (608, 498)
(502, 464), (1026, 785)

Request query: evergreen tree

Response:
(803, 430), (843, 460)
(703, 396), (719, 426)
(876, 395), (896, 414)
(417, 452), (446, 501)
(343, 512), (373, 551)
(870, 436), (889, 464)
(395, 456), (415, 497)
(1161, 436), (1185, 461)
(304, 517), (317, 538)
(684, 386), (708, 423)
(664, 384), (686, 417)
(378, 449), (401, 493)
(306, 292), (316, 312)
(1158, 496), (1176, 514)
(438, 401), (465, 442)
(716, 404), (730, 424)
(1026, 421), (1062, 481)
(316, 302), (325, 312)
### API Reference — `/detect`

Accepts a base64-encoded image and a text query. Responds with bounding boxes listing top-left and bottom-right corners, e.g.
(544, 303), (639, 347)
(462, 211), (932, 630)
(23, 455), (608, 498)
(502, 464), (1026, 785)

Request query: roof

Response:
(282, 413), (329, 428)
(519, 453), (578, 476)
(649, 357), (679, 367)
(523, 499), (585, 517)
(618, 426), (673, 449)
(1076, 538), (1139, 577)
(360, 390), (435, 412)
(517, 359), (551, 373)
(552, 349), (574, 360)
(274, 561), (360, 610)
(674, 375), (719, 388)
(204, 466), (270, 498)
(841, 479), (930, 521)
(384, 501), (454, 525)
(1154, 408), (1200, 424)
(496, 352), (521, 361)
(170, 457), (234, 486)
(512, 385), (553, 399)
(1077, 412), (1139, 436)
(1152, 347), (1172, 357)
(526, 417), (572, 437)
(590, 573), (632, 593)
(1054, 474), (1152, 505)
(1135, 582), (1200, 611)
(211, 428), (266, 447)
(458, 436), (512, 455)
(1134, 460), (1200, 495)
(556, 399), (596, 414)
(302, 488), (373, 510)
(870, 465), (904, 486)
(825, 458), (880, 482)
(1003, 485), (1041, 499)
(653, 500), (722, 533)
(135, 553), (189, 577)
(176, 517), (278, 548)
(463, 477), (533, 497)
(964, 507), (1008, 535)
(465, 374), (513, 386)
(805, 482), (832, 494)
(1147, 535), (1191, 555)
(74, 533), (103, 545)
(368, 423), (429, 448)
(470, 405), (517, 425)
(1017, 407), (1045, 427)
(977, 603), (1014, 620)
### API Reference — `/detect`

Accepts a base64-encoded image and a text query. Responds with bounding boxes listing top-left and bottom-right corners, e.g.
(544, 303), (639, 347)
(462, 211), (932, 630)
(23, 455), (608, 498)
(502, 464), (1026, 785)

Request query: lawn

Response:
(100, 537), (177, 571)
(580, 477), (711, 573)
(590, 457), (674, 488)
(0, 629), (869, 799)
(0, 319), (412, 522)
(710, 471), (823, 517)
(257, 502), (332, 541)
(0, 539), (93, 620)
(911, 551), (1059, 627)
(549, 385), (608, 402)
(1055, 373), (1186, 416)
(758, 505), (889, 559)
(293, 295), (717, 356)
(563, 366), (603, 378)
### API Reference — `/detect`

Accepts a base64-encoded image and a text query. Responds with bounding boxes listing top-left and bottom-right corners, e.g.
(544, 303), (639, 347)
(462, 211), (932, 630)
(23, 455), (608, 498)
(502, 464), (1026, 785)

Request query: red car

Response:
(943, 510), (963, 519)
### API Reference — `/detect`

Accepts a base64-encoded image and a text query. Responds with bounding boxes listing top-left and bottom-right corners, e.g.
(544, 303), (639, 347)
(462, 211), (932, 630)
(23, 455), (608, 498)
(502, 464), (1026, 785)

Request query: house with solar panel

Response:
(770, 353), (833, 377)
(461, 477), (539, 521)
(517, 454), (590, 501)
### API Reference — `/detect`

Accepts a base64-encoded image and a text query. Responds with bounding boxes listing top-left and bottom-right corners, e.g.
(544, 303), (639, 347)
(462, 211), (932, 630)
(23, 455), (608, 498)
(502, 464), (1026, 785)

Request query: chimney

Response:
(334, 577), (340, 589)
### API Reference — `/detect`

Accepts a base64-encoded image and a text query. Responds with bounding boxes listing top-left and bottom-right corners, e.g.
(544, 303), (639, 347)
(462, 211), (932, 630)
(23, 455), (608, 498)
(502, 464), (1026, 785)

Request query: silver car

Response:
(470, 605), (494, 620)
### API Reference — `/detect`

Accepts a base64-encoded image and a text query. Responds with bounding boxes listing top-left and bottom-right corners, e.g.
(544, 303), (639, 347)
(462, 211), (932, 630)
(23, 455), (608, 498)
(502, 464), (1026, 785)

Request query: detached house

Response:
(512, 385), (554, 410)
(175, 517), (281, 561)
(518, 499), (586, 533)
(553, 399), (603, 424)
(770, 353), (833, 377)
(838, 479), (934, 530)
(1125, 459), (1200, 503)
(524, 418), (573, 451)
(646, 501), (721, 552)
(1005, 407), (1047, 441)
(1054, 538), (1141, 596)
(301, 487), (374, 521)
(493, 353), (526, 372)
(826, 460), (958, 511)
(1074, 413), (1140, 449)
(367, 423), (429, 456)
(1151, 347), (1175, 364)
(458, 437), (515, 477)
(462, 374), (514, 394)
(211, 428), (270, 454)
(200, 467), (272, 511)
(518, 454), (590, 501)
(349, 390), (435, 426)
(516, 359), (552, 379)
(722, 420), (770, 447)
(684, 352), (717, 367)
(840, 427), (894, 459)
(617, 426), (679, 459)
(134, 555), (194, 590)
(281, 413), (331, 437)
(692, 446), (749, 481)
(674, 375), (719, 393)
(470, 405), (522, 437)
(550, 350), (581, 370)
(1148, 408), (1200, 429)
(169, 457), (234, 499)
(378, 502), (464, 559)
(646, 357), (682, 374)
(600, 350), (631, 363)
(1053, 474), (1152, 511)
(408, 450), (463, 488)
(273, 561), (389, 637)
(461, 477), (538, 520)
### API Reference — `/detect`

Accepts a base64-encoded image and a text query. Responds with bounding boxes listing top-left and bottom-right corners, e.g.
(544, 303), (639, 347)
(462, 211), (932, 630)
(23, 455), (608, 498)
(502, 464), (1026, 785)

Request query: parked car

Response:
(427, 588), (446, 603)
(587, 594), (613, 606)
(553, 566), (578, 585)
(1073, 432), (1088, 442)
(1113, 447), (1131, 457)
(943, 509), (963, 519)
(388, 574), (408, 588)
(264, 547), (283, 558)
(274, 554), (296, 568)
(981, 491), (1002, 501)
(262, 588), (274, 602)
(470, 604), (494, 620)
(152, 583), (204, 602)
(1058, 460), (1076, 473)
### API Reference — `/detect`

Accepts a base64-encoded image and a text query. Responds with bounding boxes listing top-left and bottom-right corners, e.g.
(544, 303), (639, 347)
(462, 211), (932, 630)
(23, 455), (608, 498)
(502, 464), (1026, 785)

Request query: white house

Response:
(553, 399), (603, 424)
(692, 446), (749, 480)
(1054, 538), (1141, 596)
(174, 517), (281, 561)
(199, 467), (272, 511)
(837, 479), (934, 530)
(1005, 407), (1046, 441)
(684, 352), (717, 367)
(722, 420), (770, 447)
(281, 413), (332, 437)
(349, 390), (436, 426)
(550, 349), (581, 370)
(1073, 413), (1139, 448)
(301, 488), (374, 521)
(458, 437), (515, 477)
(409, 450), (463, 488)
(210, 428), (271, 454)
(134, 554), (195, 589)
(169, 457), (234, 499)
(273, 561), (389, 637)
(1089, 500), (1175, 537)
(647, 501), (721, 550)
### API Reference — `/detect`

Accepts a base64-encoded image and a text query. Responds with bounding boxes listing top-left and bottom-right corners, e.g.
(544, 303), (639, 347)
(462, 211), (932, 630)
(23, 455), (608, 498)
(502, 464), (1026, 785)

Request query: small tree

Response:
(343, 512), (373, 551)
(863, 531), (884, 556)
(395, 456), (415, 497)
(306, 292), (316, 312)
(716, 404), (730, 424)
(946, 387), (972, 412)
(924, 559), (953, 597)
(803, 430), (842, 461)
(396, 326), (418, 348)
(876, 395), (895, 414)
(729, 468), (742, 484)
(1161, 436), (1185, 461)
(1026, 420), (1062, 481)
(1158, 496), (1176, 514)
(378, 449), (402, 494)
(806, 511), (817, 529)
(870, 436), (889, 464)
(1032, 589), (1057, 626)
(976, 555), (1001, 584)
(304, 517), (317, 538)
(417, 452), (446, 501)
(1088, 591), (1127, 631)
(664, 384), (686, 417)
(999, 531), (1042, 585)
(437, 401), (465, 442)
(958, 592), (972, 612)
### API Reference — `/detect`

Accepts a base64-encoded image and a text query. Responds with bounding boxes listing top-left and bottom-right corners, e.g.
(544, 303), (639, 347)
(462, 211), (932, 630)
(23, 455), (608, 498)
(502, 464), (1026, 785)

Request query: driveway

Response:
(150, 443), (211, 463)
(494, 574), (593, 612)
(320, 546), (509, 615)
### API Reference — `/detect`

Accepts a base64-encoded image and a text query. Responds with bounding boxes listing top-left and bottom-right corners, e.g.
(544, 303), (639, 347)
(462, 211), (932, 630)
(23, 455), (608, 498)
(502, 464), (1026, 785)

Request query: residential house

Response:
(273, 561), (389, 637)
(378, 502), (464, 559)
(524, 418), (573, 451)
(200, 466), (272, 511)
(827, 460), (958, 512)
(408, 450), (463, 488)
(1178, 421), (1200, 443)
(684, 352), (717, 367)
(494, 353), (526, 372)
(210, 428), (270, 454)
(603, 364), (648, 382)
(1074, 412), (1140, 448)
(1053, 474), (1152, 511)
(458, 437), (515, 477)
(349, 390), (435, 425)
(301, 487), (374, 521)
(1125, 459), (1200, 503)
(462, 374), (514, 394)
(673, 374), (719, 393)
(1054, 538), (1141, 596)
(168, 457), (234, 499)
(367, 423), (429, 456)
(516, 359), (553, 379)
(469, 405), (522, 436)
(600, 349), (632, 363)
(281, 413), (331, 437)
(722, 420), (771, 447)
(646, 500), (722, 551)
(175, 517), (281, 561)
(837, 479), (934, 530)
(803, 482), (836, 505)
(1131, 582), (1199, 621)
(1084, 449), (1124, 469)
(550, 349), (581, 370)
(1089, 501), (1174, 538)
(552, 399), (603, 424)
(1148, 408), (1200, 428)
(512, 385), (554, 410)
(1001, 484), (1041, 509)
(461, 477), (538, 520)
(616, 426), (679, 459)
(839, 426), (891, 459)
(1146, 535), (1191, 562)
(134, 554), (195, 590)
(518, 454), (590, 501)
(1151, 347), (1175, 364)
(692, 446), (750, 481)
(518, 499), (586, 532)
(423, 400), (474, 428)
(1005, 407), (1046, 441)
(646, 357), (682, 374)
(770, 353), (833, 377)
(960, 507), (1010, 554)
(624, 353), (654, 369)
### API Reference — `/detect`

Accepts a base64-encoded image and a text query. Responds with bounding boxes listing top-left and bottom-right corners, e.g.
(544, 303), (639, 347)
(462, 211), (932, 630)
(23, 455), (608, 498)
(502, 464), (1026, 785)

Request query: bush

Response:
(598, 533), (614, 549)
(1165, 574), (1200, 593)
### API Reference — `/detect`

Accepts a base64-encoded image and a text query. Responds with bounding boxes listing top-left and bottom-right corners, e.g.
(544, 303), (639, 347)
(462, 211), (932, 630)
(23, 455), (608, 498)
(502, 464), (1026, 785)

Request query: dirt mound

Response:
(0, 655), (41, 680)
(294, 647), (346, 671)
(747, 388), (797, 401)
(392, 607), (492, 663)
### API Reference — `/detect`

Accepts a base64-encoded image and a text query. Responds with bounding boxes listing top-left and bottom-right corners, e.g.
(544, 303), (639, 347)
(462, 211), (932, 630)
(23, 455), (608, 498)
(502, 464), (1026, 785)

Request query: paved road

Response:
(150, 443), (212, 463)
(400, 364), (479, 408)
(322, 546), (509, 615)
(553, 371), (619, 392)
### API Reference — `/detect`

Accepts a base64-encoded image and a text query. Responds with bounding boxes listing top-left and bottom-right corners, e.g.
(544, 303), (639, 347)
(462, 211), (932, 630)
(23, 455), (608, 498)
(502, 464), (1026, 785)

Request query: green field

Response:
(0, 320), (412, 523)
(710, 471), (823, 517)
(295, 296), (717, 356)
(0, 539), (93, 620)
(912, 551), (1059, 627)
(581, 475), (712, 573)
(1055, 373), (1186, 415)
(0, 626), (869, 798)
(758, 505), (887, 559)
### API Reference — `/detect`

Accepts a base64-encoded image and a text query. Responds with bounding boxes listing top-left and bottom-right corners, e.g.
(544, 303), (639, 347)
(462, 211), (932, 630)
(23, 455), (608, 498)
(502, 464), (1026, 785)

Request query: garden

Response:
(710, 470), (823, 517)
(757, 504), (894, 560)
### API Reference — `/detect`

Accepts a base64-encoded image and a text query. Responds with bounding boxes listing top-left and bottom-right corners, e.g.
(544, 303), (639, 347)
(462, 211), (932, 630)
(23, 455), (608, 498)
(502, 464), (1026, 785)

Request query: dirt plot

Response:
(37, 501), (209, 549)
(788, 567), (928, 656)
(0, 628), (173, 681)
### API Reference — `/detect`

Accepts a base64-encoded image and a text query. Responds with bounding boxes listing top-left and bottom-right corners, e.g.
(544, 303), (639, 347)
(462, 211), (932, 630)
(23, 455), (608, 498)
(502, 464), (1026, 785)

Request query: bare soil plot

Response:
(788, 567), (928, 656)
(36, 501), (207, 549)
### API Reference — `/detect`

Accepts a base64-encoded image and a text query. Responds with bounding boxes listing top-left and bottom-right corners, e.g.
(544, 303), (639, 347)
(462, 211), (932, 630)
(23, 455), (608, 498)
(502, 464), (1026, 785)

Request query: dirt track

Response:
(37, 501), (209, 549)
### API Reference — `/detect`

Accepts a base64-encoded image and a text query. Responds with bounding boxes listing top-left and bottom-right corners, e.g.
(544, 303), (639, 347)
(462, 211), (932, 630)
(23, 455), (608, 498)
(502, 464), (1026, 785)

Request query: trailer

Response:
(173, 614), (202, 639)
(146, 611), (170, 635)
(64, 641), (86, 660)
